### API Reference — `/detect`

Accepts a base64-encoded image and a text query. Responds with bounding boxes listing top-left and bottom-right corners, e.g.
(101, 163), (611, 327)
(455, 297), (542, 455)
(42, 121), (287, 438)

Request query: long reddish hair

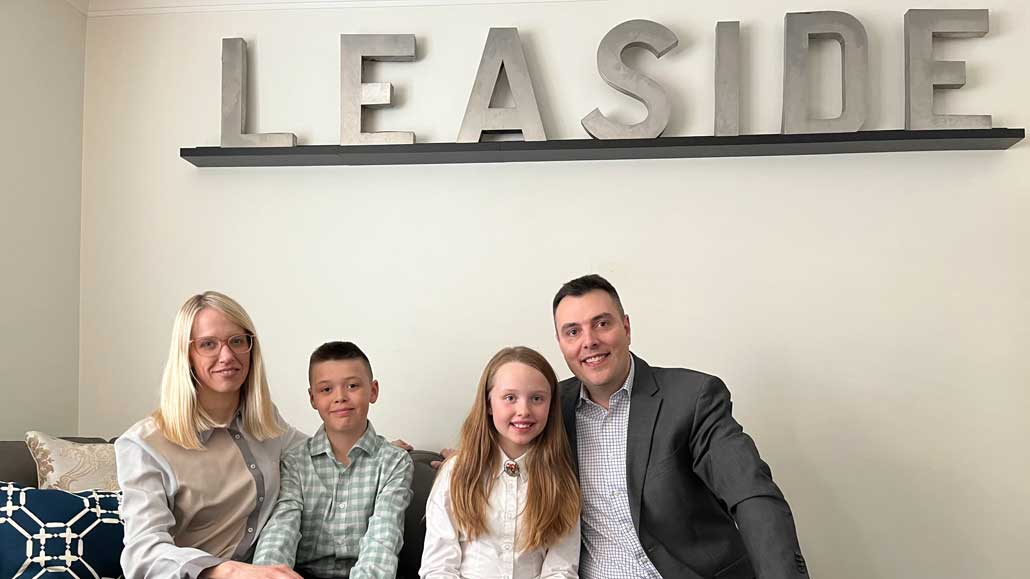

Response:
(448, 346), (580, 551)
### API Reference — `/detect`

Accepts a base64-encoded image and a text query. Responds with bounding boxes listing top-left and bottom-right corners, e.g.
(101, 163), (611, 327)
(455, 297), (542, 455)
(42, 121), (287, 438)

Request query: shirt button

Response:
(258, 496), (264, 503)
(249, 464), (256, 469)
(247, 528), (254, 533)
(503, 543), (511, 551)
(234, 434), (241, 440)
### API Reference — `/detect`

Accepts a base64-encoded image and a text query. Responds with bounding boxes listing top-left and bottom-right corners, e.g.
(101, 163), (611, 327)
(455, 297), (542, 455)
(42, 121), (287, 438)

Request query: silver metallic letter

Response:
(221, 38), (296, 148)
(781, 11), (869, 134)
(457, 28), (545, 143)
(715, 21), (741, 136)
(582, 20), (678, 140)
(340, 34), (416, 145)
(905, 9), (991, 130)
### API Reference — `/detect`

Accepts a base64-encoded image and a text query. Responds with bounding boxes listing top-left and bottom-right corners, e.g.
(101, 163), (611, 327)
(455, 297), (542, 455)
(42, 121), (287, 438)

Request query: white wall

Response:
(0, 0), (86, 438)
(79, 1), (1028, 578)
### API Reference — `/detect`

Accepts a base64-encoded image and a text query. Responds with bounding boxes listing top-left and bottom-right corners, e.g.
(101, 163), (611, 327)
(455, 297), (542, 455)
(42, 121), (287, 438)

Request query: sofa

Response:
(0, 437), (442, 579)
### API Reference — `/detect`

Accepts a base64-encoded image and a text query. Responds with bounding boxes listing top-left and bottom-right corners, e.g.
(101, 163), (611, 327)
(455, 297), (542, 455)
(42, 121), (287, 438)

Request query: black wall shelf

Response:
(181, 128), (1023, 167)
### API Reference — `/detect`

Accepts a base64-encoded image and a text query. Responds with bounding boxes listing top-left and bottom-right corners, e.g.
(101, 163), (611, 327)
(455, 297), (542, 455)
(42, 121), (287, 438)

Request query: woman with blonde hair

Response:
(116, 291), (306, 579)
(420, 346), (581, 579)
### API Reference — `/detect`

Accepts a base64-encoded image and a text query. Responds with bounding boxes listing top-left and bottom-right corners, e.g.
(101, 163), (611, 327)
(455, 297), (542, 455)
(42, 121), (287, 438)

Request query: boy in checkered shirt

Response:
(253, 341), (414, 579)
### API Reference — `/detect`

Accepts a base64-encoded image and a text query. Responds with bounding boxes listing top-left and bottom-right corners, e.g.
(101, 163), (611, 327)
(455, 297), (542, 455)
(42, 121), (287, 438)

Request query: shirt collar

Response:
(309, 420), (381, 460)
(576, 355), (636, 408)
(494, 447), (530, 482)
(198, 407), (244, 444)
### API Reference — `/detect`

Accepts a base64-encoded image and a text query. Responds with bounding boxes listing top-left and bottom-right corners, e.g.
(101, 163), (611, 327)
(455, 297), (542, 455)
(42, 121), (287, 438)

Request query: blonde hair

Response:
(153, 291), (282, 450)
(448, 346), (580, 552)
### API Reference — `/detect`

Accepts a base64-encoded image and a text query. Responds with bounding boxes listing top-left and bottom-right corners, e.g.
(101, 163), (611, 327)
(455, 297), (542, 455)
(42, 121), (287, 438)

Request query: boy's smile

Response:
(309, 359), (379, 436)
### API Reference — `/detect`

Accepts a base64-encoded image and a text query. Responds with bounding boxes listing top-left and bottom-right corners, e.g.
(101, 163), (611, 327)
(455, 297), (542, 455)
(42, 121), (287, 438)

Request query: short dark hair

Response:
(552, 274), (625, 316)
(308, 341), (373, 383)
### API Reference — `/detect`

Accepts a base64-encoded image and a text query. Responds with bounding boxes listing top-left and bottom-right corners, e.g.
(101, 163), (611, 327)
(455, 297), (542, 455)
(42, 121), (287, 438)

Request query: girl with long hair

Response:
(420, 346), (581, 579)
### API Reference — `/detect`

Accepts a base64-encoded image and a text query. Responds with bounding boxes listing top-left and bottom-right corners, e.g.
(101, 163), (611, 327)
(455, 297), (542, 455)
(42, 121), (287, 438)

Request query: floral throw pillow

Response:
(25, 431), (119, 492)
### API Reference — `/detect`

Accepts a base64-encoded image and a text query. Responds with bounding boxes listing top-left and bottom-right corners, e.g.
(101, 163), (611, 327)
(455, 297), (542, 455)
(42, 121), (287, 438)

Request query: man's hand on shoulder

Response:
(389, 438), (414, 452)
(430, 447), (457, 470)
(387, 439), (457, 469)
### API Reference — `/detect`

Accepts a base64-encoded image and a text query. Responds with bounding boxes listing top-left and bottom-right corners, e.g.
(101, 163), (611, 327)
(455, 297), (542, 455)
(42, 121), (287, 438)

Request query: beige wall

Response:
(78, 1), (1028, 578)
(0, 0), (86, 438)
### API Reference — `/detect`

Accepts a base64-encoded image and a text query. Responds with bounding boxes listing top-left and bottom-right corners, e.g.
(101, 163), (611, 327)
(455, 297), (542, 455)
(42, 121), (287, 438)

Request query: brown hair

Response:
(448, 346), (580, 552)
(308, 341), (373, 384)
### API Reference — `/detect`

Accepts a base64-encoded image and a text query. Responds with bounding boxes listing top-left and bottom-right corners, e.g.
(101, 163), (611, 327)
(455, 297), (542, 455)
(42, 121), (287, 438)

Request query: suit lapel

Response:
(627, 355), (662, 532)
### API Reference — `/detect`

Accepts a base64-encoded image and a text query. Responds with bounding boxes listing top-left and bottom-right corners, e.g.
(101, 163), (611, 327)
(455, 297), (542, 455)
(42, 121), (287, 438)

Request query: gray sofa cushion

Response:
(400, 450), (443, 579)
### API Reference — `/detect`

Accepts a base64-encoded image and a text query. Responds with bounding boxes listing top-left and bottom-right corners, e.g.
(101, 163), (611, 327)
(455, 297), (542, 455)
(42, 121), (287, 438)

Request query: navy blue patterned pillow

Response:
(0, 481), (123, 579)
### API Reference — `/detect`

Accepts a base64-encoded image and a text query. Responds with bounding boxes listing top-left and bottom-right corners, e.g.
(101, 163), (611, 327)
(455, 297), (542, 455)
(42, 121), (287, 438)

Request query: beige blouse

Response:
(115, 410), (305, 579)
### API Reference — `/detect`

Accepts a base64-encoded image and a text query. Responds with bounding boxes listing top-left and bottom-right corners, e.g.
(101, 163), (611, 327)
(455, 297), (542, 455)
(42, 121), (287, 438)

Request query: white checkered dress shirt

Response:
(576, 359), (664, 579)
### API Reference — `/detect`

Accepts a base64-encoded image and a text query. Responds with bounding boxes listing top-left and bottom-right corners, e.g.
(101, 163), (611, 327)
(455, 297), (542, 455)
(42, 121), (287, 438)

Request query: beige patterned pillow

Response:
(24, 431), (119, 492)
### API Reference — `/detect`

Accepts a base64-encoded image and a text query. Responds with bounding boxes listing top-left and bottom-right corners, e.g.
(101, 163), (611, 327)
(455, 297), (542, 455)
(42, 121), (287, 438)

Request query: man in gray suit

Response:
(553, 274), (808, 579)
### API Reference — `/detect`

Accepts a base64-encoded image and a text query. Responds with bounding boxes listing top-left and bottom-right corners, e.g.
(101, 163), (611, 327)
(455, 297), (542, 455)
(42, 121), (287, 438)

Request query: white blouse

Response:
(420, 450), (580, 579)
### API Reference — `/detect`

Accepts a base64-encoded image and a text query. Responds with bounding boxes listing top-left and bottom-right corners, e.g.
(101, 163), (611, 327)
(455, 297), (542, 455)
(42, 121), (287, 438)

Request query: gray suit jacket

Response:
(560, 354), (808, 579)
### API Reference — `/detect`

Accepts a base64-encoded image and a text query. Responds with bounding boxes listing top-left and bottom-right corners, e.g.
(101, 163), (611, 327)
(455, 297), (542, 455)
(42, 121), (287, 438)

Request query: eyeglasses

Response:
(189, 334), (254, 357)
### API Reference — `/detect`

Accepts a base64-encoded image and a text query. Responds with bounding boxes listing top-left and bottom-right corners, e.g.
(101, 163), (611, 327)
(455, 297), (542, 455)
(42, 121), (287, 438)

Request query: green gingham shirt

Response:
(252, 421), (414, 578)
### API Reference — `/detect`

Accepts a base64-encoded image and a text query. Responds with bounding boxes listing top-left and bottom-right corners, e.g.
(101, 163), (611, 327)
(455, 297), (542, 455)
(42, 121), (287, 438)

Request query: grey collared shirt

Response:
(115, 409), (306, 579)
(576, 359), (664, 579)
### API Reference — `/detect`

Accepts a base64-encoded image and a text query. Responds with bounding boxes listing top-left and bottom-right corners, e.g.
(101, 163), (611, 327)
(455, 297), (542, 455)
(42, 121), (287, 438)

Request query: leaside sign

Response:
(219, 9), (995, 149)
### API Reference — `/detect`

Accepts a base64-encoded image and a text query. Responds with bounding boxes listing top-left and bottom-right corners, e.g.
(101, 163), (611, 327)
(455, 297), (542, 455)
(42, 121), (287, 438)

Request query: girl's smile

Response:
(488, 361), (551, 459)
